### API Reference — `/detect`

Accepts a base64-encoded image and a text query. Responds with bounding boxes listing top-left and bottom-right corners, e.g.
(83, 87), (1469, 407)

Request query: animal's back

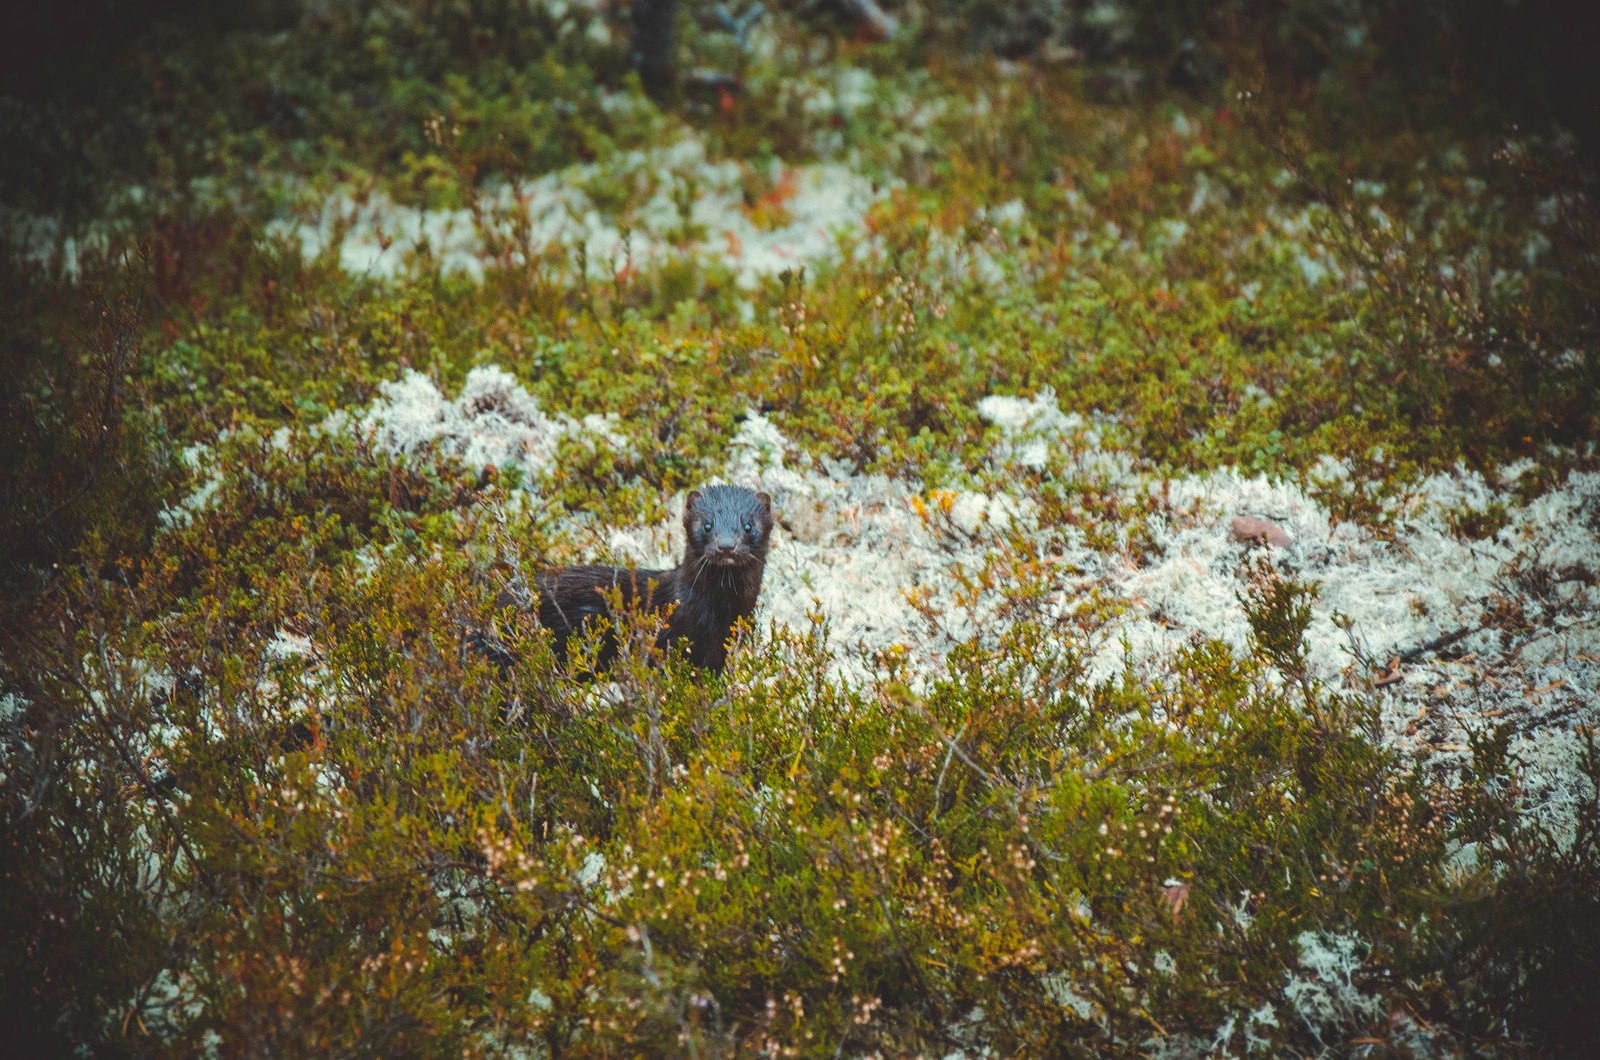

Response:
(530, 564), (677, 664)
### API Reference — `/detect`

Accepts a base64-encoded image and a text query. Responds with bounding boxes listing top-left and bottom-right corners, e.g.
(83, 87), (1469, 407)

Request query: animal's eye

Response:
(702, 520), (712, 533)
(743, 521), (752, 533)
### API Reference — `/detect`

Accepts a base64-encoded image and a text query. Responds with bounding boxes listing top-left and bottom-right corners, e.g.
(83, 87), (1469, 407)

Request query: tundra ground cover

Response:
(3, 2), (1598, 1055)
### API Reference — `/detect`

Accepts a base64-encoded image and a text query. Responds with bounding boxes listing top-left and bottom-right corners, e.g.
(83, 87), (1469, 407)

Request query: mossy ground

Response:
(3, 2), (1598, 1055)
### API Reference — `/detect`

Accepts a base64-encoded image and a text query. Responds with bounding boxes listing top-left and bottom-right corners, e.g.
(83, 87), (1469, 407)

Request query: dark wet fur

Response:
(491, 484), (774, 673)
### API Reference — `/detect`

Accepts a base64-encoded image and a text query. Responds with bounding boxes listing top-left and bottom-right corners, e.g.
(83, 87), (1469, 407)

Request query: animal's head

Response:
(683, 485), (774, 566)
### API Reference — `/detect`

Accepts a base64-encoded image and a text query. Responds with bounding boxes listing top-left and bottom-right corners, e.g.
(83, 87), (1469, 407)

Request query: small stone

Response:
(1231, 515), (1291, 548)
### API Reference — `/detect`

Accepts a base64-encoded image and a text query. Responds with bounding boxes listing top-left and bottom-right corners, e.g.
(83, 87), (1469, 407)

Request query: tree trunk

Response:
(631, 0), (678, 99)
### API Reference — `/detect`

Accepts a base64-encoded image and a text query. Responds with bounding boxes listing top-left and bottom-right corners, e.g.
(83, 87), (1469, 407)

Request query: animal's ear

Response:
(684, 490), (703, 518)
(755, 491), (774, 527)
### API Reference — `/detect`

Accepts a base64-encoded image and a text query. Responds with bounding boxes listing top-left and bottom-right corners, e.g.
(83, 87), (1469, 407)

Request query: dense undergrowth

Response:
(3, 1), (1599, 1055)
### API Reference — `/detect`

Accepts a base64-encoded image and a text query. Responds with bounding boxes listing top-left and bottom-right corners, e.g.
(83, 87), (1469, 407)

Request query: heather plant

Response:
(10, 460), (1592, 1052)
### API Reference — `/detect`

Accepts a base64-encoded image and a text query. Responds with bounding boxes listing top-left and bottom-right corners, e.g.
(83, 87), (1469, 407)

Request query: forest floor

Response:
(3, 3), (1598, 1055)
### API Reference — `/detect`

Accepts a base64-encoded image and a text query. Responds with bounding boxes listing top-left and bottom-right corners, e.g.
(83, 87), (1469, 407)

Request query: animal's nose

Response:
(716, 541), (737, 554)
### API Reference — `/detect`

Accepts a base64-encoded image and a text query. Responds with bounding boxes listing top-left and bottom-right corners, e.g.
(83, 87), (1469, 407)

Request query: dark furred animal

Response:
(492, 485), (774, 673)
